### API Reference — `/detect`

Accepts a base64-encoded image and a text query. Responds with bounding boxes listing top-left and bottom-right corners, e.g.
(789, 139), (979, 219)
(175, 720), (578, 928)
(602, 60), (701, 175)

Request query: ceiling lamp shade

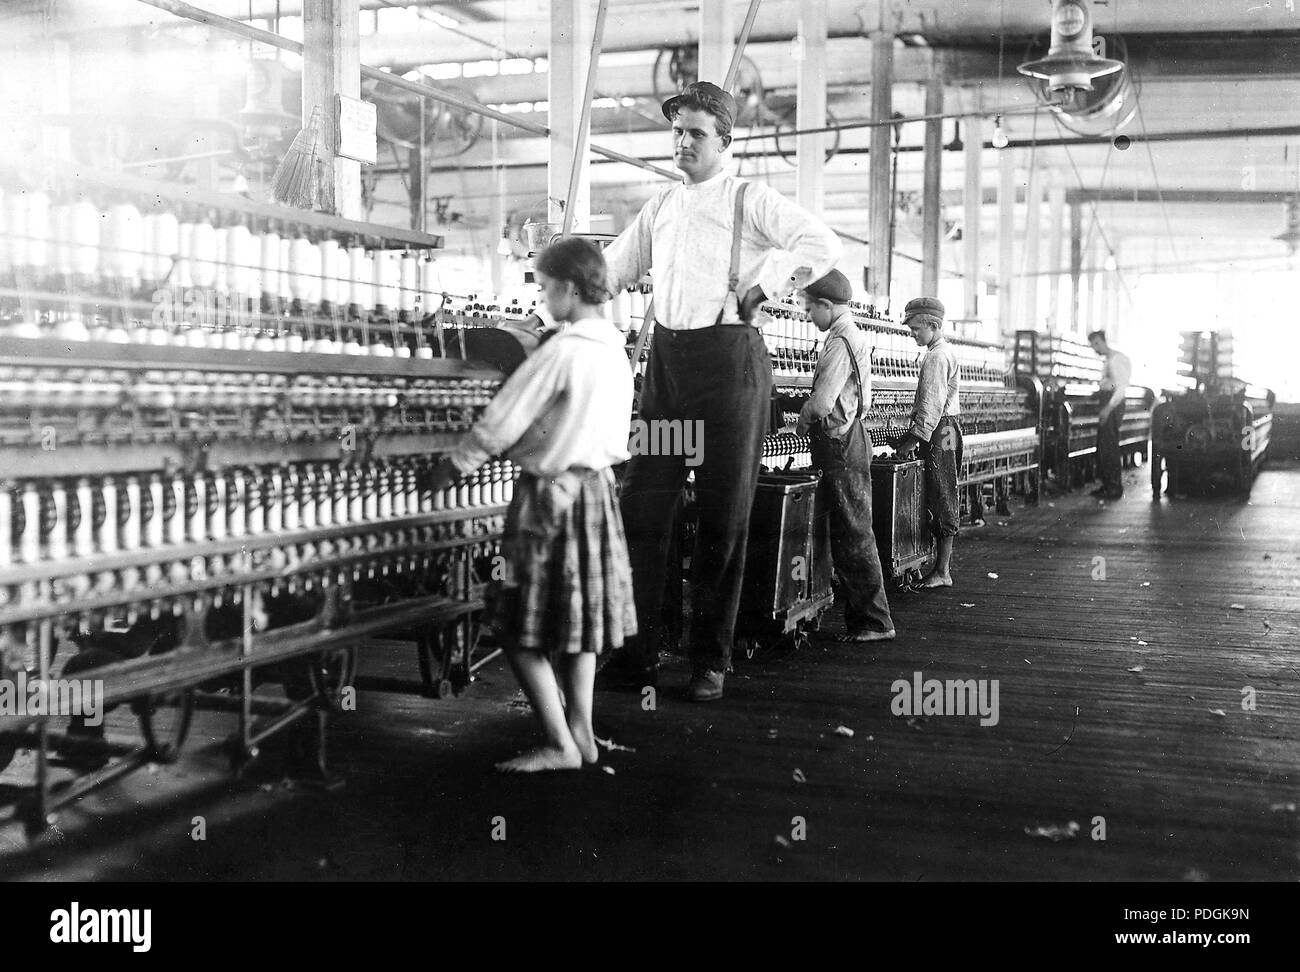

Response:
(1018, 0), (1123, 95)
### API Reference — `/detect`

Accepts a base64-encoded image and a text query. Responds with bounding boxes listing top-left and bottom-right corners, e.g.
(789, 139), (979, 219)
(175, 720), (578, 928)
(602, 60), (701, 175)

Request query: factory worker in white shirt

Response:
(599, 80), (842, 703)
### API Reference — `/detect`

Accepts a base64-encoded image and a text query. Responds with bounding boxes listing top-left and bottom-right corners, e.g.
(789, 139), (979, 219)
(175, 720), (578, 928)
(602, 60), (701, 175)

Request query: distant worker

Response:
(894, 297), (961, 589)
(1088, 330), (1132, 500)
(795, 269), (895, 643)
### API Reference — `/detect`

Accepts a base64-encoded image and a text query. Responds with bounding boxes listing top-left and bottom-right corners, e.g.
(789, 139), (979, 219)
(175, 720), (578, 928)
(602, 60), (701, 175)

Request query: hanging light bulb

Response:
(991, 116), (1010, 150)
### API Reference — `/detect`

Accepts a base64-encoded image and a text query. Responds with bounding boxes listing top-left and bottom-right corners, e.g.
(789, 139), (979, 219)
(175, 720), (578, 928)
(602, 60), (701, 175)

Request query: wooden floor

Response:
(2, 459), (1299, 881)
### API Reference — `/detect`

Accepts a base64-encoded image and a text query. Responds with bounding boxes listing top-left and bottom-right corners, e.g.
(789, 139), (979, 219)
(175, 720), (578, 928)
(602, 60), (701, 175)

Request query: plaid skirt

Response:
(488, 467), (638, 656)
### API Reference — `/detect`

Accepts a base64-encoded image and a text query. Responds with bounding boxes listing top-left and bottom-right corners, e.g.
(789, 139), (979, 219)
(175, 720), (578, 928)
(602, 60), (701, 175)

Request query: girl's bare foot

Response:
(919, 571), (953, 588)
(494, 745), (583, 773)
(567, 718), (599, 765)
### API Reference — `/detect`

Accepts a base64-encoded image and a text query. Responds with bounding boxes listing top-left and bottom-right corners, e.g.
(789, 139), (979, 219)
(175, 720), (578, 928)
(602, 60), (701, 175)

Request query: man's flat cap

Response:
(661, 81), (738, 127)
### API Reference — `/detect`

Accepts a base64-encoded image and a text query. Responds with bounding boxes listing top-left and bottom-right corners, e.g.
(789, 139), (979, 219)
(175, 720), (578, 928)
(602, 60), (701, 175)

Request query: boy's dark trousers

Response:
(619, 323), (772, 674)
(810, 424), (894, 635)
(1096, 396), (1125, 496)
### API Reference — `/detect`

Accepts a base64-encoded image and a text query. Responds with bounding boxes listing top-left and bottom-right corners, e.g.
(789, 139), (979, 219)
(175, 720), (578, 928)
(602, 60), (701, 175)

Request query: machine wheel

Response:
(136, 690), (195, 764)
(419, 619), (481, 698)
(283, 647), (358, 710)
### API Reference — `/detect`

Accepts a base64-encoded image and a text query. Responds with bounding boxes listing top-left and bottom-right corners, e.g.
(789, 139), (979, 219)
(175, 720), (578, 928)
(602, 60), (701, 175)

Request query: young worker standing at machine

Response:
(429, 238), (637, 772)
(894, 298), (962, 589)
(601, 81), (842, 702)
(795, 269), (896, 643)
(1088, 329), (1132, 500)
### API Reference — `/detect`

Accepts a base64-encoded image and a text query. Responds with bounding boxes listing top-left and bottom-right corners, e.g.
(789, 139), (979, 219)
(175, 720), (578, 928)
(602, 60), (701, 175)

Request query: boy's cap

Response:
(801, 268), (853, 304)
(903, 296), (945, 322)
(661, 81), (738, 127)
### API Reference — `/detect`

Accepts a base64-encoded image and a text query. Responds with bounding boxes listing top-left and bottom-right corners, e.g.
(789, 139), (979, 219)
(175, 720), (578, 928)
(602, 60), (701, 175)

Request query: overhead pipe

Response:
(378, 121), (1300, 175)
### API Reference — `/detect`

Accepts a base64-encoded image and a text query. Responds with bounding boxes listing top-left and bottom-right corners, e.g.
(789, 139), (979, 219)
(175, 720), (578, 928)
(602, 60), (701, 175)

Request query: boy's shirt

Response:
(450, 317), (633, 476)
(908, 336), (961, 443)
(798, 310), (872, 438)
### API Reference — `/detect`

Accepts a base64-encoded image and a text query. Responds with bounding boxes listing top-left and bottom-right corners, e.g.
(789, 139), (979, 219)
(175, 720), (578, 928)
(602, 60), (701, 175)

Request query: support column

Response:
(997, 145), (1016, 343)
(1021, 160), (1043, 331)
(698, 0), (734, 84)
(490, 160), (507, 295)
(795, 0), (828, 216)
(1069, 200), (1082, 336)
(1102, 242), (1120, 340)
(1097, 257), (1111, 336)
(1110, 241), (1124, 343)
(548, 0), (592, 231)
(866, 0), (894, 303)
(920, 71), (943, 296)
(1086, 234), (1102, 335)
(302, 0), (361, 219)
(963, 112), (982, 321)
(1045, 169), (1065, 333)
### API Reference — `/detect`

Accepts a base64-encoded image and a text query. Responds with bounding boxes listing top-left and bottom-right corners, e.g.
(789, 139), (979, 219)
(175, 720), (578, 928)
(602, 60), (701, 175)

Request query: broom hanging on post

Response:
(272, 104), (324, 208)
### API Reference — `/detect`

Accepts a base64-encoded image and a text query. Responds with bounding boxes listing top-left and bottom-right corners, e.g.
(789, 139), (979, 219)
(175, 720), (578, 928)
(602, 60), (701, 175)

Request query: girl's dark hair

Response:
(534, 236), (609, 305)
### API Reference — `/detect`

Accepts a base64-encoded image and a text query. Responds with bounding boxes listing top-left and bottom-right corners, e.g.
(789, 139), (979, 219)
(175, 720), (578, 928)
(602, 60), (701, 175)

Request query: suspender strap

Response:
(838, 334), (867, 422)
(728, 182), (748, 295)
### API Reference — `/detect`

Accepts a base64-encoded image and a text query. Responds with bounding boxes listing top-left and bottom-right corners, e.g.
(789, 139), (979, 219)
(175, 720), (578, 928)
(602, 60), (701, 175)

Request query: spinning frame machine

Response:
(0, 163), (526, 832)
(1151, 331), (1273, 497)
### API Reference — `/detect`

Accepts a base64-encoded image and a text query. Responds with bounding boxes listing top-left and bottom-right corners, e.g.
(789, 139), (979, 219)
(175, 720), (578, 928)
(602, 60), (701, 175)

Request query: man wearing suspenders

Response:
(602, 81), (842, 701)
(796, 270), (896, 643)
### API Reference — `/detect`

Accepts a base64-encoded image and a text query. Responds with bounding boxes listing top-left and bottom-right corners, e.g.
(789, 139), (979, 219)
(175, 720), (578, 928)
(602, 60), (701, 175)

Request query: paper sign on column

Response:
(336, 95), (377, 165)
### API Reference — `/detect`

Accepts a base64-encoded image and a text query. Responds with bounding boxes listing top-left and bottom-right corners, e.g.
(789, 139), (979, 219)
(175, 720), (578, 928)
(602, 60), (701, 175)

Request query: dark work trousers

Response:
(810, 426), (895, 635)
(922, 416), (964, 537)
(1096, 397), (1125, 495)
(620, 323), (773, 673)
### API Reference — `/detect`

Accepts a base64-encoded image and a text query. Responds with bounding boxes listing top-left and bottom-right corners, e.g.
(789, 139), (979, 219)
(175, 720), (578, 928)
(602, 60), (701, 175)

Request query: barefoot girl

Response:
(430, 236), (637, 772)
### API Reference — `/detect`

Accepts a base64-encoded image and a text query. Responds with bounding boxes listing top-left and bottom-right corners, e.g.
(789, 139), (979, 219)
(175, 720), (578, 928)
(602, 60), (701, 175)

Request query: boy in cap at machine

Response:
(796, 269), (896, 642)
(894, 297), (962, 588)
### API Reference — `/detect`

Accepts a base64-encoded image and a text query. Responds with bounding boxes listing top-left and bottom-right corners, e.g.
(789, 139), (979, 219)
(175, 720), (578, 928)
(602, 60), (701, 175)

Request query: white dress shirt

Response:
(604, 170), (843, 330)
(449, 318), (633, 477)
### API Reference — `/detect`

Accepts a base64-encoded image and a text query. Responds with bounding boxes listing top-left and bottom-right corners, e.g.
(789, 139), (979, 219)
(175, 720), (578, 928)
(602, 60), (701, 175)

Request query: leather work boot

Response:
(684, 667), (725, 702)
